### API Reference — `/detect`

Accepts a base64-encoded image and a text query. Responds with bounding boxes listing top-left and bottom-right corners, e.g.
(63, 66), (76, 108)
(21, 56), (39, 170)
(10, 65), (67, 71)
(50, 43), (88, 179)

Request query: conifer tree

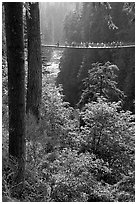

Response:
(26, 2), (42, 122)
(4, 2), (25, 195)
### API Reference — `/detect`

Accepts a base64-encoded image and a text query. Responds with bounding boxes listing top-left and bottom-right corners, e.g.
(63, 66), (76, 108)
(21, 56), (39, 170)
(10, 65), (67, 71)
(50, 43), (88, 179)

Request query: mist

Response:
(39, 2), (81, 44)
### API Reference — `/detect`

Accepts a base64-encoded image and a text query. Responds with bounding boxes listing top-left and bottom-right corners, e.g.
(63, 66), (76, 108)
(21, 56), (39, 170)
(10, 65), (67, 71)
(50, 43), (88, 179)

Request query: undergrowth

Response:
(2, 66), (135, 202)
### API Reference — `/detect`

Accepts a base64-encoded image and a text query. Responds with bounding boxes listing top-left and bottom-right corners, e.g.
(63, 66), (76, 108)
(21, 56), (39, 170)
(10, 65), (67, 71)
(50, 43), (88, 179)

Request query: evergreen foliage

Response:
(78, 61), (125, 108)
(57, 2), (135, 111)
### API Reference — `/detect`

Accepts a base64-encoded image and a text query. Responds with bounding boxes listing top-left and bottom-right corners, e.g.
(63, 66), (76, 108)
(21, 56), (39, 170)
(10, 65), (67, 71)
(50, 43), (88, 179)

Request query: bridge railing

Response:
(42, 41), (135, 49)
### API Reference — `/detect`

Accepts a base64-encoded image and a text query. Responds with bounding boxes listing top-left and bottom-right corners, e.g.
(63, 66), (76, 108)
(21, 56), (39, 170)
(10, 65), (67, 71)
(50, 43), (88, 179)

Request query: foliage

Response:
(40, 2), (76, 44)
(2, 2), (135, 202)
(46, 149), (115, 202)
(64, 10), (82, 43)
(2, 57), (8, 127)
(24, 80), (134, 202)
(2, 156), (20, 201)
(58, 2), (135, 111)
(78, 61), (125, 108)
(2, 73), (135, 201)
(57, 48), (83, 106)
(114, 48), (135, 112)
(79, 98), (135, 177)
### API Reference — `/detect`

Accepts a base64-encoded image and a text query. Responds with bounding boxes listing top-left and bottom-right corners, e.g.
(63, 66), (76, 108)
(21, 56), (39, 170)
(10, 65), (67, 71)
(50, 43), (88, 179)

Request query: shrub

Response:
(78, 98), (135, 178)
(42, 148), (115, 202)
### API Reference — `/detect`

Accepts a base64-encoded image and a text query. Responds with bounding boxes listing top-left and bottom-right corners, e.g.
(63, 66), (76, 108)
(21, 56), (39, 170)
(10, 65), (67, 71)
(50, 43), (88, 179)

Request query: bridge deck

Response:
(42, 44), (135, 49)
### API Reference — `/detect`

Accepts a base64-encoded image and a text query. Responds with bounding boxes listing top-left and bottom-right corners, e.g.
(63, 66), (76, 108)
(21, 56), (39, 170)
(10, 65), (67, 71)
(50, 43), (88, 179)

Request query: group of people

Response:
(55, 41), (132, 48)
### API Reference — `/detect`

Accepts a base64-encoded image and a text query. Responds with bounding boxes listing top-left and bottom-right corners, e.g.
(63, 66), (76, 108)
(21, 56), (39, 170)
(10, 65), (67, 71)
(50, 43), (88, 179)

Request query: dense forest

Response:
(2, 2), (135, 202)
(57, 2), (135, 112)
(40, 2), (76, 44)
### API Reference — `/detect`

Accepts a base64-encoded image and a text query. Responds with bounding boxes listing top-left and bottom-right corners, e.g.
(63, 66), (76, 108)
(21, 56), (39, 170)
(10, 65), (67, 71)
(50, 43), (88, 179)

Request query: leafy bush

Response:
(40, 75), (79, 149)
(39, 148), (115, 202)
(78, 61), (125, 108)
(78, 98), (135, 178)
(2, 52), (135, 201)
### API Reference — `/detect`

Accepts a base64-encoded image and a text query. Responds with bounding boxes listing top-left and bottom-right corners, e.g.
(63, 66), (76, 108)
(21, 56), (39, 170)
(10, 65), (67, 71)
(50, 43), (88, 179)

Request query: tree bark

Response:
(4, 2), (25, 196)
(26, 3), (42, 122)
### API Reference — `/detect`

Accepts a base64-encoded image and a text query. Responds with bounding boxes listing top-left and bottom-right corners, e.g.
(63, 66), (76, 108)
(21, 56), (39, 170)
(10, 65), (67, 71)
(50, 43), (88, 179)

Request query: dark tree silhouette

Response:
(26, 2), (42, 122)
(4, 2), (25, 195)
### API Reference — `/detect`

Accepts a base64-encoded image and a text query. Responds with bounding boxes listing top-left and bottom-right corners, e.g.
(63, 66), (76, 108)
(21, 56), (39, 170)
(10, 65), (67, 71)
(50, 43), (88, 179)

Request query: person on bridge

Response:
(56, 41), (59, 47)
(65, 41), (68, 47)
(71, 41), (76, 47)
(85, 42), (89, 47)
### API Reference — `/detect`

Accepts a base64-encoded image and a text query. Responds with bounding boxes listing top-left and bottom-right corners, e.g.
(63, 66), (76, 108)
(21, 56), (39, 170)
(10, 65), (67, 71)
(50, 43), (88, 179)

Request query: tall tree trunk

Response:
(26, 2), (42, 122)
(4, 2), (25, 196)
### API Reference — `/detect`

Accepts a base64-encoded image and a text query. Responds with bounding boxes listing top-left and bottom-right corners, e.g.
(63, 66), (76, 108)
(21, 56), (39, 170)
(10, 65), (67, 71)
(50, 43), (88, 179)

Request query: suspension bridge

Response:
(42, 42), (135, 49)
